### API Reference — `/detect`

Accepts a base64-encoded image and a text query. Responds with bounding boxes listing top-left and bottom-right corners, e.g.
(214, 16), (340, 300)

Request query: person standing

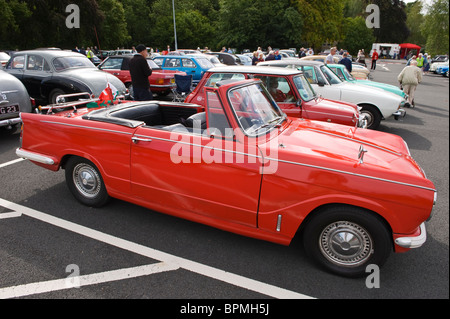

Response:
(325, 47), (337, 65)
(398, 60), (422, 107)
(416, 53), (424, 70)
(129, 44), (153, 101)
(252, 51), (259, 65)
(371, 49), (379, 70)
(339, 52), (352, 73)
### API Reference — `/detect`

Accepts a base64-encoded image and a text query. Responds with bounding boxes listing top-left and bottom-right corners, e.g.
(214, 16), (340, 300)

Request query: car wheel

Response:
(49, 88), (66, 105)
(359, 104), (381, 130)
(302, 206), (392, 278)
(65, 156), (109, 207)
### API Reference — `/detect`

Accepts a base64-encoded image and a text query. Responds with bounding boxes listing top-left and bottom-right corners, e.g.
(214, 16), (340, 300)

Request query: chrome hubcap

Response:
(360, 111), (374, 128)
(320, 221), (373, 267)
(73, 163), (101, 198)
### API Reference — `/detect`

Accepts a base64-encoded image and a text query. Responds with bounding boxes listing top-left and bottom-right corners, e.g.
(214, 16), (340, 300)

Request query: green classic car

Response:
(328, 64), (410, 107)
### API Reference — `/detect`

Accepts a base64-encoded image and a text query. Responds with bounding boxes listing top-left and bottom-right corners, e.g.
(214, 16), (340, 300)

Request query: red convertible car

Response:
(16, 79), (436, 277)
(185, 66), (367, 128)
(98, 55), (186, 96)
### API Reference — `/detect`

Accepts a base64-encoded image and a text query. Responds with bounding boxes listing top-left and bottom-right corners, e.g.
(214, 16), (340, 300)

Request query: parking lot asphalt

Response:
(0, 60), (448, 303)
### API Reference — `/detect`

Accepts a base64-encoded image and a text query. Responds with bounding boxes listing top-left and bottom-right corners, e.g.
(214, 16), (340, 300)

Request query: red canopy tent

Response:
(399, 43), (421, 59)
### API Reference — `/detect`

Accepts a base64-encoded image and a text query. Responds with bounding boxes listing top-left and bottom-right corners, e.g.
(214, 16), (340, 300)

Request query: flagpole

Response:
(172, 0), (178, 51)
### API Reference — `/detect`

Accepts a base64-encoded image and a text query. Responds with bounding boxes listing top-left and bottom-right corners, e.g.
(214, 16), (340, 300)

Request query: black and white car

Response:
(4, 49), (127, 105)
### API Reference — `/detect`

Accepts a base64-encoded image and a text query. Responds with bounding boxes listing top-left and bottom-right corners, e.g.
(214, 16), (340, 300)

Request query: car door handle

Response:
(132, 137), (152, 143)
(113, 73), (120, 75)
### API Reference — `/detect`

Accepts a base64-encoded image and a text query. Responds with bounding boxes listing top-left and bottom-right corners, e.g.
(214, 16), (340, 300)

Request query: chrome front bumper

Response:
(395, 223), (427, 249)
(393, 108), (406, 120)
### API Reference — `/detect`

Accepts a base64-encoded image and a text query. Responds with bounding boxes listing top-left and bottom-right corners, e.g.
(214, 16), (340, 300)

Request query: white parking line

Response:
(0, 262), (178, 299)
(0, 211), (22, 219)
(0, 198), (314, 299)
(0, 158), (25, 169)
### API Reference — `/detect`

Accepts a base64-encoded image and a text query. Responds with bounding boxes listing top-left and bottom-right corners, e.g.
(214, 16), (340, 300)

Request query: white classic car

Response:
(258, 60), (406, 130)
(299, 54), (370, 80)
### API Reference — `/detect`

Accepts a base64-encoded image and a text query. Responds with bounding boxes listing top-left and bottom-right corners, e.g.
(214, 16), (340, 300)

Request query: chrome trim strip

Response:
(276, 215), (282, 232)
(16, 148), (55, 165)
(301, 110), (355, 119)
(395, 223), (427, 249)
(134, 134), (262, 159)
(40, 120), (134, 135)
(135, 132), (435, 192)
(265, 156), (436, 192)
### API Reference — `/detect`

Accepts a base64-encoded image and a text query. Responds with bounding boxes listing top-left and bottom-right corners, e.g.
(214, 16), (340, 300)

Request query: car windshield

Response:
(195, 57), (214, 69)
(293, 75), (316, 101)
(146, 59), (161, 70)
(52, 56), (95, 71)
(228, 82), (285, 136)
(320, 65), (342, 84)
(342, 67), (355, 81)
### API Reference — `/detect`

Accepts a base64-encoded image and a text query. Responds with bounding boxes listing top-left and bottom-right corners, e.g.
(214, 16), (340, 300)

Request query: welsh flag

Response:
(87, 83), (120, 108)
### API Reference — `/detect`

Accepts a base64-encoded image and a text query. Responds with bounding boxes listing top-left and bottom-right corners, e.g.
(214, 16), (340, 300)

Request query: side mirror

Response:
(317, 78), (326, 87)
(296, 99), (302, 107)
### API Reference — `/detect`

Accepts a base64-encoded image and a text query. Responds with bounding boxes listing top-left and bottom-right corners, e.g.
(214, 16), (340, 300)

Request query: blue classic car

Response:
(152, 55), (215, 85)
(328, 63), (410, 106)
(436, 64), (449, 77)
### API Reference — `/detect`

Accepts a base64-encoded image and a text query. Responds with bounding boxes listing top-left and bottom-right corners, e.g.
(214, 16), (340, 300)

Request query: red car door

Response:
(130, 98), (262, 227)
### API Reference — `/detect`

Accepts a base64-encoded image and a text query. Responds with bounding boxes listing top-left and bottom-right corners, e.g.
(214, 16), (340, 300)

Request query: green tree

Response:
(339, 16), (375, 55)
(421, 0), (449, 55)
(371, 0), (410, 43)
(0, 0), (31, 48)
(292, 0), (344, 52)
(149, 0), (218, 51)
(405, 1), (426, 47)
(97, 0), (130, 48)
(217, 0), (302, 51)
(120, 0), (152, 46)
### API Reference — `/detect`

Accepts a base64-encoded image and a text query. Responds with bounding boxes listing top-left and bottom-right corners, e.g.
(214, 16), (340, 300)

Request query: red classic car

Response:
(98, 55), (186, 96)
(185, 66), (367, 128)
(16, 79), (436, 277)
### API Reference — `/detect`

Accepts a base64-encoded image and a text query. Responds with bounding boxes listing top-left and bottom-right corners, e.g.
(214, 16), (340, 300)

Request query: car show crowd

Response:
(1, 42), (448, 134)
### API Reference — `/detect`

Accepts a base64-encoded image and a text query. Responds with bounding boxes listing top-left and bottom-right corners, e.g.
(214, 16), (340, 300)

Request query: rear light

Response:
(157, 79), (164, 85)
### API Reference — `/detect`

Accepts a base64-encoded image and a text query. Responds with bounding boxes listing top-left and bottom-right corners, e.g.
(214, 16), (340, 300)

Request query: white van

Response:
(370, 43), (400, 59)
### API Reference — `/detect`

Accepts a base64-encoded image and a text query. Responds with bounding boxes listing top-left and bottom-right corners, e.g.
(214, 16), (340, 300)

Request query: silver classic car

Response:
(4, 49), (127, 105)
(0, 70), (33, 133)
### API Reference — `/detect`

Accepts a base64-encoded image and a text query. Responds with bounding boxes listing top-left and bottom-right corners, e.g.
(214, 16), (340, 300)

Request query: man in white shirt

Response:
(326, 47), (337, 64)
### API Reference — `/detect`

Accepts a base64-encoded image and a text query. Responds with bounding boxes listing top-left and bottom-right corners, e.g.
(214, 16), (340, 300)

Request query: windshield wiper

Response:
(250, 115), (286, 134)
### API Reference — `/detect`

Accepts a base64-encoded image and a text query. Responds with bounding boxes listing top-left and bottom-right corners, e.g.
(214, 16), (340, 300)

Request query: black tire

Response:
(65, 156), (109, 207)
(359, 104), (382, 130)
(49, 88), (66, 105)
(302, 206), (392, 278)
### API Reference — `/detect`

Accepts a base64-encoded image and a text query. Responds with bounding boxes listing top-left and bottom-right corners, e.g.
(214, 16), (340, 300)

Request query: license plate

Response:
(0, 104), (19, 114)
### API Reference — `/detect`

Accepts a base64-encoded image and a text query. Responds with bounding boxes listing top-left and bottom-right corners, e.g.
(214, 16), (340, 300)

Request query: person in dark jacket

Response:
(129, 44), (153, 101)
(338, 52), (352, 73)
